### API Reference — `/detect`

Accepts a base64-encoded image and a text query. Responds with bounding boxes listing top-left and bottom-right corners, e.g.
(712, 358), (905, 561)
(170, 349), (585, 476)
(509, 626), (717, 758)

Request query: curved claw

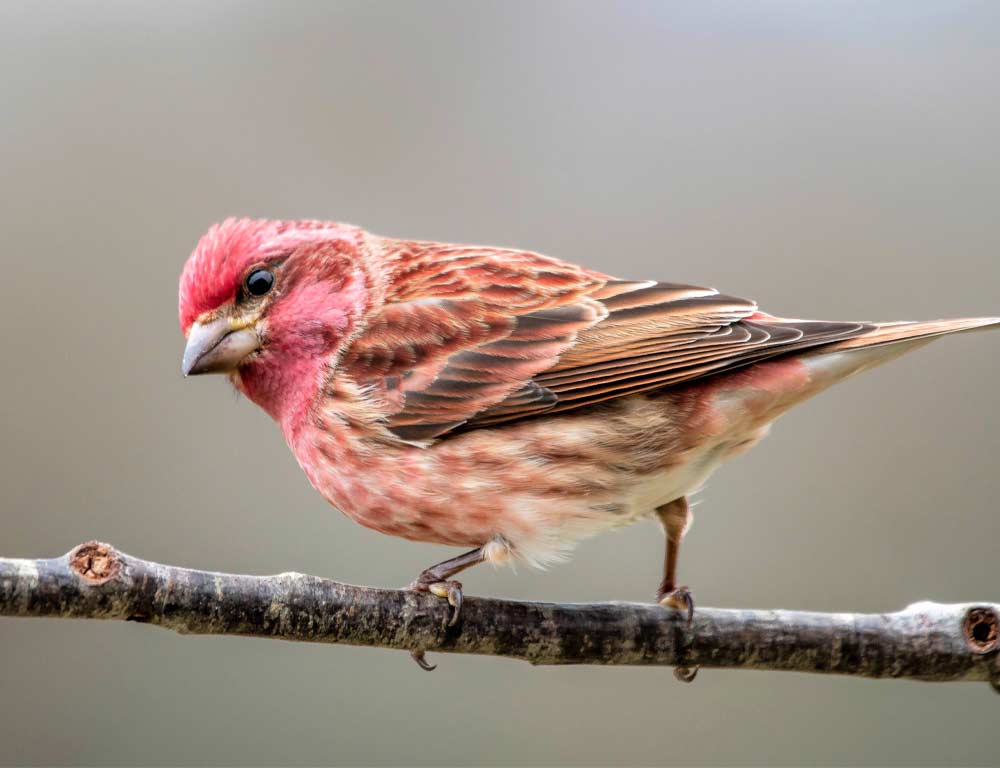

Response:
(427, 580), (464, 627)
(673, 665), (699, 683)
(410, 650), (437, 671)
(658, 586), (695, 625)
(446, 583), (462, 627)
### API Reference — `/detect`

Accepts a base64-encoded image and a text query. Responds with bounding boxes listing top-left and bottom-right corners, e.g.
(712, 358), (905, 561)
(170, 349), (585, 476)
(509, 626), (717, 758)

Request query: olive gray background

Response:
(2, 1), (998, 765)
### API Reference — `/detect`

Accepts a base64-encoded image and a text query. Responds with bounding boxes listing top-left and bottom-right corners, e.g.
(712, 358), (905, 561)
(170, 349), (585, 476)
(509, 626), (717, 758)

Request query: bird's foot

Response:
(405, 578), (464, 671)
(658, 585), (695, 625)
(657, 585), (698, 682)
(409, 578), (464, 628)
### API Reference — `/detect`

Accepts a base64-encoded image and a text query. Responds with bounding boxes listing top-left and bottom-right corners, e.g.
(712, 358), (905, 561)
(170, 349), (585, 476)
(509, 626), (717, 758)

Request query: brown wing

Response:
(342, 245), (871, 440)
(341, 245), (608, 441)
(473, 281), (870, 425)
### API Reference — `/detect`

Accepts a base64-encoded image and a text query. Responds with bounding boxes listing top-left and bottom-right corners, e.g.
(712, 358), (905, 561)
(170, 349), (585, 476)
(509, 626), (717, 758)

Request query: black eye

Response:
(245, 269), (274, 297)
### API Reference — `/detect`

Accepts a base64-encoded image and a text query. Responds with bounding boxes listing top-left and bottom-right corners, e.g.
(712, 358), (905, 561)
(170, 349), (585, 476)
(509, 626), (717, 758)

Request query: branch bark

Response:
(1, 541), (998, 688)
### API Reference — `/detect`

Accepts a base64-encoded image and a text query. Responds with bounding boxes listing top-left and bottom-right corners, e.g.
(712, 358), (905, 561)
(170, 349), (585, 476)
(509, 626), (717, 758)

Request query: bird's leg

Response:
(408, 546), (486, 628)
(655, 497), (695, 624)
(407, 546), (487, 671)
(656, 497), (699, 682)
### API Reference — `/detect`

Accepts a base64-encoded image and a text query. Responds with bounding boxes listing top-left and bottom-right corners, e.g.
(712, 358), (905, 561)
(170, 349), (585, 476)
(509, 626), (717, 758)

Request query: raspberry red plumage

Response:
(178, 218), (1000, 580)
(179, 219), (282, 333)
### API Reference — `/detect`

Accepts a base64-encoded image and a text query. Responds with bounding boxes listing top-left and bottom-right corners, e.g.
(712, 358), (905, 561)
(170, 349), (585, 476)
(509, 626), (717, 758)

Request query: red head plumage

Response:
(178, 217), (377, 428)
(178, 218), (285, 334)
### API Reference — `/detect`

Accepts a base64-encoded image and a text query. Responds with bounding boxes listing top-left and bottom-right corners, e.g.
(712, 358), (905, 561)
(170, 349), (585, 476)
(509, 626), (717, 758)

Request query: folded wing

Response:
(342, 246), (872, 440)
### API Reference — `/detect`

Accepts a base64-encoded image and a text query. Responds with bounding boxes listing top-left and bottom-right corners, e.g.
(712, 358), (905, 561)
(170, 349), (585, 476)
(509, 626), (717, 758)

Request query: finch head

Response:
(178, 218), (374, 425)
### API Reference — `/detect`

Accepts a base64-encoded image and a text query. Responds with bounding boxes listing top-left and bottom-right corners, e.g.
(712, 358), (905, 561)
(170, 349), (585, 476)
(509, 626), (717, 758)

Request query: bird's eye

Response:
(245, 269), (274, 297)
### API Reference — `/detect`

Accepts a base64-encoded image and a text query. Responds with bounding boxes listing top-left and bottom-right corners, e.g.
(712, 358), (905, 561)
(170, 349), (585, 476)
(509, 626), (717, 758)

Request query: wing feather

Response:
(341, 244), (873, 439)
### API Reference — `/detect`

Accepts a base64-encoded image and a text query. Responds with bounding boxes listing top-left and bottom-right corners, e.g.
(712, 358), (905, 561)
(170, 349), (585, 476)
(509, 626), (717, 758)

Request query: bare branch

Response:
(1, 541), (998, 688)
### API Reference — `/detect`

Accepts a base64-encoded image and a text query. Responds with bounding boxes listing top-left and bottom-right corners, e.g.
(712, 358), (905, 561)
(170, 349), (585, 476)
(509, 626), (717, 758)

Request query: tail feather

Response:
(817, 316), (1000, 353)
(791, 315), (1000, 400)
(740, 315), (1000, 422)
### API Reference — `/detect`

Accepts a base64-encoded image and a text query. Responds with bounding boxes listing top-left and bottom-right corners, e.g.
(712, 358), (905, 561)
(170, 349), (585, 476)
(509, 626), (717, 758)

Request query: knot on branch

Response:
(963, 607), (999, 655)
(69, 541), (121, 585)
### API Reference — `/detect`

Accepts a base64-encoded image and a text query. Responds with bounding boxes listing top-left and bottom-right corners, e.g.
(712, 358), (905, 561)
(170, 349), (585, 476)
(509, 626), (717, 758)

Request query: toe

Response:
(423, 580), (464, 627)
(446, 584), (463, 627)
(410, 650), (437, 671)
(673, 665), (699, 683)
(659, 586), (695, 624)
(428, 582), (451, 599)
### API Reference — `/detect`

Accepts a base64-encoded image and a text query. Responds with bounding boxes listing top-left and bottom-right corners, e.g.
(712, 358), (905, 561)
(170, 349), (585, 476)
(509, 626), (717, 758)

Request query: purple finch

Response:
(179, 218), (998, 632)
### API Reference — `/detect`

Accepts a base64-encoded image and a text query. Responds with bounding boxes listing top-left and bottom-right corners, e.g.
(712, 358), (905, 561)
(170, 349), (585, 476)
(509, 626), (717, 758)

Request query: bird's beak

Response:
(182, 315), (261, 376)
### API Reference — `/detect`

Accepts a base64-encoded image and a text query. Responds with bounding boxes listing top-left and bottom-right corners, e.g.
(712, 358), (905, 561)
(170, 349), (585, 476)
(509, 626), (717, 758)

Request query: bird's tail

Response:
(730, 315), (1000, 424)
(817, 316), (1000, 353)
(796, 315), (1000, 393)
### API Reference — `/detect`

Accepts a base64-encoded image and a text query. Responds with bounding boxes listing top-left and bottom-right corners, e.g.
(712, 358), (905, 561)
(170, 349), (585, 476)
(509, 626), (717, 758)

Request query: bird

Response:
(179, 217), (998, 647)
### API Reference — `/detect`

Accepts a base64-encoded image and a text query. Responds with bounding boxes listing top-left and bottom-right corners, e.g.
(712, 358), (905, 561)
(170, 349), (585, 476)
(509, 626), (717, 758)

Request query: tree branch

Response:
(1, 541), (998, 688)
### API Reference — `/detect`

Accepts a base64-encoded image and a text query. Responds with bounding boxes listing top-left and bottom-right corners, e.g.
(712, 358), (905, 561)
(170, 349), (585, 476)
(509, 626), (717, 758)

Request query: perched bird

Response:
(179, 218), (997, 637)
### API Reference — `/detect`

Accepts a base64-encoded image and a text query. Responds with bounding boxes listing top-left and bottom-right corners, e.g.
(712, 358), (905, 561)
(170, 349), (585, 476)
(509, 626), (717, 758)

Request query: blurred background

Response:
(2, 1), (999, 765)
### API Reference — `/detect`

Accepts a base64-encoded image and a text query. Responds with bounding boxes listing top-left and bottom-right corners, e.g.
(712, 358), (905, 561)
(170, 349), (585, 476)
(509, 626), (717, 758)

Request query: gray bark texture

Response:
(1, 541), (998, 689)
